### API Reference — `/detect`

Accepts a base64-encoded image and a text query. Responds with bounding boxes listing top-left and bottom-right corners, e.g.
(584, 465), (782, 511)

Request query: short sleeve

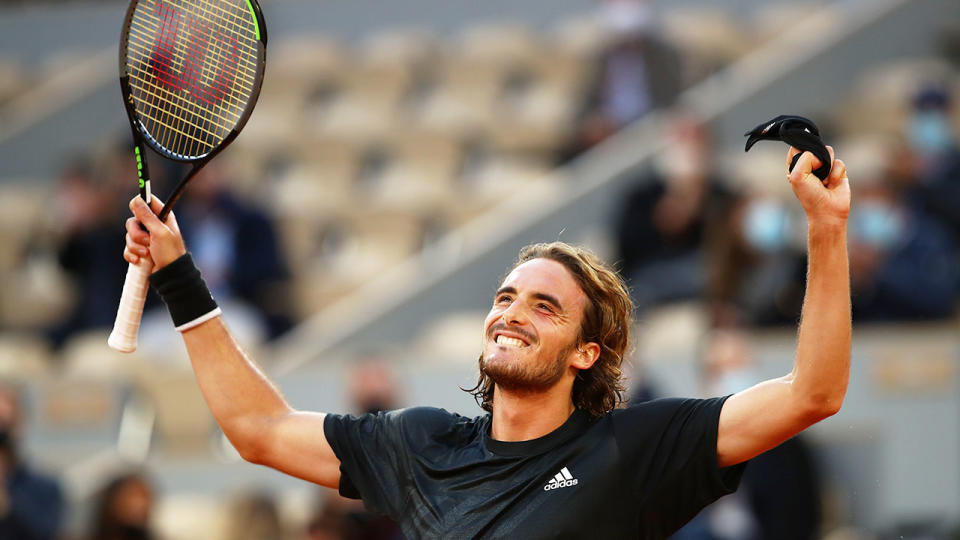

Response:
(323, 406), (463, 519)
(323, 409), (411, 515)
(613, 396), (747, 536)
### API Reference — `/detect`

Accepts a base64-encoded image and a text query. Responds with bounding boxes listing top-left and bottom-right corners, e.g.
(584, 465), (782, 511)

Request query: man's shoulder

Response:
(383, 406), (488, 454)
(609, 396), (728, 425)
(389, 405), (474, 422)
(387, 406), (486, 433)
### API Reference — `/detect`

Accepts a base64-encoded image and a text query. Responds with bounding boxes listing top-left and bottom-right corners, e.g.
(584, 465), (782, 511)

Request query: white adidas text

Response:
(544, 478), (578, 490)
(543, 467), (578, 491)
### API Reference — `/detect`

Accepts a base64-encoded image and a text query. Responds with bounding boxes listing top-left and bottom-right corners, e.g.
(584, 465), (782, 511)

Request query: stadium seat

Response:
(38, 377), (121, 431)
(661, 8), (754, 84)
(456, 22), (542, 67)
(412, 60), (503, 138)
(411, 310), (487, 364)
(0, 258), (74, 331)
(752, 3), (823, 44)
(155, 492), (226, 540)
(0, 333), (51, 380)
(0, 56), (24, 105)
(268, 36), (346, 103)
(311, 54), (412, 142)
(135, 368), (215, 455)
(457, 148), (556, 209)
(0, 184), (46, 272)
(357, 135), (462, 215)
(837, 58), (957, 136)
(358, 28), (436, 71)
(61, 330), (147, 381)
(550, 13), (611, 60)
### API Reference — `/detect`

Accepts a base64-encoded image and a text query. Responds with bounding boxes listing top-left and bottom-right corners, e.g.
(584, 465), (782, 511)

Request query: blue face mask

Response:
(852, 201), (904, 249)
(908, 110), (954, 154)
(743, 199), (790, 253)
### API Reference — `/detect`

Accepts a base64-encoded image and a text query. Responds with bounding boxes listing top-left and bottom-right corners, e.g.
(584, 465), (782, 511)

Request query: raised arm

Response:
(716, 146), (851, 468)
(125, 197), (342, 488)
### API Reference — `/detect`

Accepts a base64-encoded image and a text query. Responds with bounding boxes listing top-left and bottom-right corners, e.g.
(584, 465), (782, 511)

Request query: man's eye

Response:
(496, 295), (512, 304)
(537, 303), (554, 312)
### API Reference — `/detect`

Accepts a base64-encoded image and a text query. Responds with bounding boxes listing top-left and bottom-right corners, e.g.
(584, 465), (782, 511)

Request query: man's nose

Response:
(501, 300), (527, 326)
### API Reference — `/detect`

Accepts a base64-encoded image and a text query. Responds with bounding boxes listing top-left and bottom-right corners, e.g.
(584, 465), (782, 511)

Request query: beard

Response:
(480, 341), (578, 393)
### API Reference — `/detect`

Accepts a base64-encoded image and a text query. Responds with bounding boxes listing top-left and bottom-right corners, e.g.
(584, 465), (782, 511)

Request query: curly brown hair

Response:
(466, 242), (633, 417)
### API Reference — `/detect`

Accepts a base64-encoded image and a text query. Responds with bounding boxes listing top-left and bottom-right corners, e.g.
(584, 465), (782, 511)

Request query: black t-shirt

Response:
(323, 396), (745, 539)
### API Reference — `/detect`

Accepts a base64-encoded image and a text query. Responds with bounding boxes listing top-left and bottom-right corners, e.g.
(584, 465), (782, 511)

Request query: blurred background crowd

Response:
(0, 0), (959, 538)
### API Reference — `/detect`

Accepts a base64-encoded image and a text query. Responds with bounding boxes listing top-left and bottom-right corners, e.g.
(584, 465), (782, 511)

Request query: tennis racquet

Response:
(108, 0), (267, 352)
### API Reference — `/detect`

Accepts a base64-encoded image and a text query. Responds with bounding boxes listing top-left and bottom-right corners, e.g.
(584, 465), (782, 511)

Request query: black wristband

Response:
(150, 253), (221, 331)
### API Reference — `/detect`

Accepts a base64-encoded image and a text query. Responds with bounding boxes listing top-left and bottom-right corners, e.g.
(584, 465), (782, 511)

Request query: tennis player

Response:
(122, 147), (850, 538)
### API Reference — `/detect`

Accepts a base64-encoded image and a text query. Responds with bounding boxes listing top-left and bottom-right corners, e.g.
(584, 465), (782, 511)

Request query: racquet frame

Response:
(108, 0), (267, 352)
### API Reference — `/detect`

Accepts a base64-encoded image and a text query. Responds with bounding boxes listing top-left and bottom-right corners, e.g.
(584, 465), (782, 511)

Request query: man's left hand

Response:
(787, 145), (850, 227)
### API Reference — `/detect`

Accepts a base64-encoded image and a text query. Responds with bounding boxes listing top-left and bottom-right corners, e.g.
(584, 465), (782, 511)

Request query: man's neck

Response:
(490, 384), (576, 442)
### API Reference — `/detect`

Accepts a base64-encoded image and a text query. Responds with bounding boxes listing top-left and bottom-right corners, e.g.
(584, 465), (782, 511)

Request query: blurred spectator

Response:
(710, 191), (807, 326)
(673, 326), (823, 540)
(563, 0), (682, 158)
(87, 470), (155, 540)
(849, 173), (959, 321)
(896, 84), (960, 243)
(299, 356), (406, 539)
(174, 162), (292, 340)
(348, 355), (402, 416)
(221, 490), (285, 540)
(612, 116), (736, 313)
(47, 154), (130, 348)
(0, 382), (64, 540)
(303, 489), (403, 540)
(303, 355), (406, 539)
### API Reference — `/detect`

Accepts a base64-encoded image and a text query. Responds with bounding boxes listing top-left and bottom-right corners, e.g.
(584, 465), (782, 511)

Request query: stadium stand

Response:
(0, 0), (958, 536)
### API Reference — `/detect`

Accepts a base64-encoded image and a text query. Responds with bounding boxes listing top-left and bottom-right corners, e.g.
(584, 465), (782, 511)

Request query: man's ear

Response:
(572, 342), (601, 370)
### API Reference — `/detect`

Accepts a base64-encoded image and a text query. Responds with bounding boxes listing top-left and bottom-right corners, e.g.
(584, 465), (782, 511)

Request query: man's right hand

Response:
(124, 196), (186, 271)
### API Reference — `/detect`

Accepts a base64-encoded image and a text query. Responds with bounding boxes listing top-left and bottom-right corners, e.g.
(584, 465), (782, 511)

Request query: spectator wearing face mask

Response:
(709, 190), (807, 327)
(849, 169), (960, 321)
(899, 84), (960, 243)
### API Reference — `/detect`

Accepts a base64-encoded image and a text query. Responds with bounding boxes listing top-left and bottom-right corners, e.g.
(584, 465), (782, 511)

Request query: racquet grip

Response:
(108, 258), (155, 352)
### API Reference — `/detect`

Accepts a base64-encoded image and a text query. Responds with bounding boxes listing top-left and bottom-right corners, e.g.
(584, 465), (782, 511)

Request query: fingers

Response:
(122, 245), (154, 266)
(788, 145), (836, 184)
(125, 217), (150, 245)
(786, 146), (800, 166)
(123, 246), (140, 265)
(788, 151), (823, 184)
(826, 158), (847, 189)
(126, 232), (149, 256)
(129, 196), (168, 234)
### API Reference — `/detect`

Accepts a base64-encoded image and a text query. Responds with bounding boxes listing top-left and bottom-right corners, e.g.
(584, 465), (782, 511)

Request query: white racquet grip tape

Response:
(108, 258), (154, 352)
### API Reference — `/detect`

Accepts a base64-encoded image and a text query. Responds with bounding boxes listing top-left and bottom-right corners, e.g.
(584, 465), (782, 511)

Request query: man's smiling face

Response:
(481, 258), (590, 392)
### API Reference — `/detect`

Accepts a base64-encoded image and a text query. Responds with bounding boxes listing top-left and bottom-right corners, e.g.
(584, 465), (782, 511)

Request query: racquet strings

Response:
(125, 0), (260, 159)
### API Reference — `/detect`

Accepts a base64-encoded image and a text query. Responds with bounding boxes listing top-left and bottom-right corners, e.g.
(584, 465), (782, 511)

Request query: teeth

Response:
(496, 335), (526, 347)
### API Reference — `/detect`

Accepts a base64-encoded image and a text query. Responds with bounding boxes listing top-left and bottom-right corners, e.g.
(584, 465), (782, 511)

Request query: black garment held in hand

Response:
(744, 115), (831, 181)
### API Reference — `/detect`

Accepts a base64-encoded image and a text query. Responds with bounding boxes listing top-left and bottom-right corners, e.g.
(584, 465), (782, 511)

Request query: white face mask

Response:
(908, 110), (955, 155)
(742, 199), (791, 253)
(851, 201), (905, 249)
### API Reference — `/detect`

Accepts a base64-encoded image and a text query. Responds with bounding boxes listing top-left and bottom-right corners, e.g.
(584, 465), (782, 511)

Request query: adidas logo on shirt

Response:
(543, 467), (578, 491)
